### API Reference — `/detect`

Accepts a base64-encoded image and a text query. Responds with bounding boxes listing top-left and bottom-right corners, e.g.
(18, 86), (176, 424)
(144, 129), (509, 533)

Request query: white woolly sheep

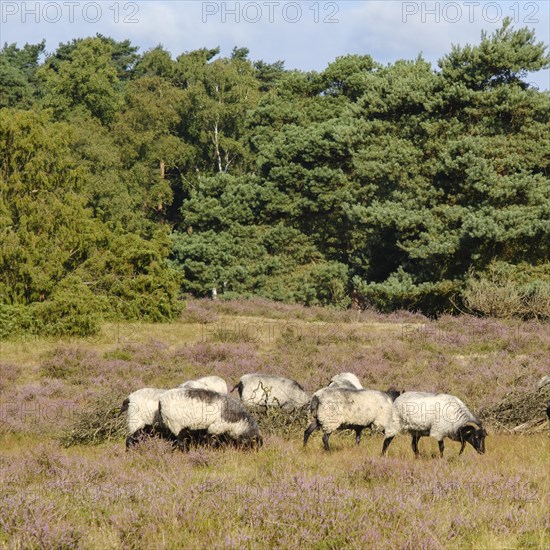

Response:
(303, 387), (400, 451)
(159, 388), (262, 450)
(179, 375), (228, 394)
(327, 372), (363, 390)
(119, 388), (172, 448)
(382, 391), (486, 458)
(231, 373), (310, 411)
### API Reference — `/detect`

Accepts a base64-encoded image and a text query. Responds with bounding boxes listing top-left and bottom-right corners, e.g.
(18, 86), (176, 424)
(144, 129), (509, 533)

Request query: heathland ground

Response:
(1, 299), (549, 549)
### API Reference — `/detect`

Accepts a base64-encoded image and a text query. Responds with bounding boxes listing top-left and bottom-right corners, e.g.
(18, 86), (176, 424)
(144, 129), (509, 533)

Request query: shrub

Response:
(78, 233), (184, 322)
(29, 275), (108, 337)
(1, 234), (184, 339)
(295, 261), (350, 308)
(352, 271), (460, 316)
(0, 303), (37, 338)
(40, 347), (99, 381)
(0, 361), (21, 391)
(1, 276), (108, 339)
(180, 298), (219, 323)
(463, 262), (550, 320)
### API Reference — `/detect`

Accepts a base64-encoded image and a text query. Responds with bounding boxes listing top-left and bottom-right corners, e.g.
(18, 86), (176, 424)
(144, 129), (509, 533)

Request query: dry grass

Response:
(0, 432), (548, 549)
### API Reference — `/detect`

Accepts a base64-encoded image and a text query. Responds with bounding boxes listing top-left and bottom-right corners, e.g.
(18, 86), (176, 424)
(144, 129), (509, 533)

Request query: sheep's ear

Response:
(459, 423), (477, 438)
(463, 421), (480, 430)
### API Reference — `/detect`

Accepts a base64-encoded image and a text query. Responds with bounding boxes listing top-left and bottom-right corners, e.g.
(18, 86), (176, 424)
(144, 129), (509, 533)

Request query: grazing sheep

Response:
(303, 387), (400, 451)
(382, 391), (486, 458)
(119, 388), (173, 448)
(159, 388), (262, 450)
(328, 372), (363, 390)
(231, 374), (310, 411)
(179, 375), (228, 394)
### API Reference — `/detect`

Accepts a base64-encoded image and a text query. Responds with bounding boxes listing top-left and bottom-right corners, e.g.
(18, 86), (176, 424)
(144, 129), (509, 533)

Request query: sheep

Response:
(381, 391), (487, 458)
(303, 387), (400, 451)
(119, 388), (174, 448)
(231, 374), (310, 411)
(328, 372), (363, 390)
(179, 375), (228, 394)
(546, 400), (550, 421)
(159, 388), (263, 451)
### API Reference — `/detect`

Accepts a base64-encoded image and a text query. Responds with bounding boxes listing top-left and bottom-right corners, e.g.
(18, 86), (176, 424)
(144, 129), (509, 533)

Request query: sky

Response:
(1, 1), (549, 89)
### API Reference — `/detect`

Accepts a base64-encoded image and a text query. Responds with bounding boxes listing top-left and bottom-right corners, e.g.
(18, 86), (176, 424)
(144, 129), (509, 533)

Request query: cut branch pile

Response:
(481, 384), (550, 433)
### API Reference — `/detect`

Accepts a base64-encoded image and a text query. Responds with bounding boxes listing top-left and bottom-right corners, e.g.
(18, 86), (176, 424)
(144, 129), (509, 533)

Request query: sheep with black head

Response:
(382, 391), (487, 458)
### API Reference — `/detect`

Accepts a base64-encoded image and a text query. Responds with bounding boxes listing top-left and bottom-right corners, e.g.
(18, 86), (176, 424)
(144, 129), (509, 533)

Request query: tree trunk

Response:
(213, 123), (223, 173)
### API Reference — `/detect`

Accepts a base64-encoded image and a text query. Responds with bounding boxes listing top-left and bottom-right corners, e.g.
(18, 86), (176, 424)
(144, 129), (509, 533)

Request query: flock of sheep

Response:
(120, 372), (488, 458)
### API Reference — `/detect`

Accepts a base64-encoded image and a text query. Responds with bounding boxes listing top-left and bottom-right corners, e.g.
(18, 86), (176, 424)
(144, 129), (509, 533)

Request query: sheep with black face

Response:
(382, 391), (487, 458)
(159, 388), (262, 451)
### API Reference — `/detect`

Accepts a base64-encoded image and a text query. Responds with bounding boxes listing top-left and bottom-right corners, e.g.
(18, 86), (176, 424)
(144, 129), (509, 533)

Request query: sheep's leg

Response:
(381, 436), (394, 456)
(438, 440), (445, 458)
(177, 428), (193, 452)
(458, 440), (466, 455)
(166, 432), (179, 449)
(126, 428), (146, 449)
(195, 429), (208, 447)
(159, 425), (178, 447)
(126, 430), (140, 449)
(355, 427), (363, 445)
(411, 434), (421, 458)
(303, 421), (319, 447)
(322, 432), (331, 452)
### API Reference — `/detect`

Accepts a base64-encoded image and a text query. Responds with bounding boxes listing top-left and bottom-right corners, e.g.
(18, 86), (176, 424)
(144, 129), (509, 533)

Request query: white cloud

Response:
(0, 1), (547, 87)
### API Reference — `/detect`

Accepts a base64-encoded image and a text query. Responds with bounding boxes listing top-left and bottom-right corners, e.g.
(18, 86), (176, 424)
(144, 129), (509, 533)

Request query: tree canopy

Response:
(1, 21), (549, 335)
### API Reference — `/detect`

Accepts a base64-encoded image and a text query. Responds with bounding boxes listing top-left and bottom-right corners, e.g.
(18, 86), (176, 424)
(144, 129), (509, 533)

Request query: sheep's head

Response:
(459, 422), (487, 454)
(239, 434), (263, 451)
(385, 387), (402, 401)
(250, 434), (263, 450)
